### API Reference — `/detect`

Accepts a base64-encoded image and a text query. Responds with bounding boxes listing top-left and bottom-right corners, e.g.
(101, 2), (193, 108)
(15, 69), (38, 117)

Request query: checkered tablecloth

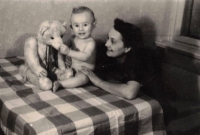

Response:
(0, 57), (166, 135)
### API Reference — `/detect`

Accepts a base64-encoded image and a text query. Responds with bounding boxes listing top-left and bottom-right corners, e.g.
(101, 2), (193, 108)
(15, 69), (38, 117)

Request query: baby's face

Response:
(71, 11), (94, 39)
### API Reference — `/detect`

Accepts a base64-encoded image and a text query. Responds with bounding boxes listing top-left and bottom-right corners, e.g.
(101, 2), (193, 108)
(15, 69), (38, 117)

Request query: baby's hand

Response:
(57, 68), (73, 80)
(59, 45), (70, 55)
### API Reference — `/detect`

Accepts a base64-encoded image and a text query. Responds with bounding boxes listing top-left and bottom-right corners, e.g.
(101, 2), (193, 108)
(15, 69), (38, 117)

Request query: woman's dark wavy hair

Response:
(114, 18), (143, 59)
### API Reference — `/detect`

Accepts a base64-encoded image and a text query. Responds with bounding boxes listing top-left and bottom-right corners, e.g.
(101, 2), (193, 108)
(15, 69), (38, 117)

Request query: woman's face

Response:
(105, 27), (129, 58)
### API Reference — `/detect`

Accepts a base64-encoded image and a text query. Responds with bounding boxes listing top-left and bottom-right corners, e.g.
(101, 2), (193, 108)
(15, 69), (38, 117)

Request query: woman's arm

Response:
(99, 80), (140, 100)
(81, 66), (140, 100)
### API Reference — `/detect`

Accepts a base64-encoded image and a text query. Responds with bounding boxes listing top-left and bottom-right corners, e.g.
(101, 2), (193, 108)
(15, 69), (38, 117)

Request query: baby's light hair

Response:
(71, 6), (96, 23)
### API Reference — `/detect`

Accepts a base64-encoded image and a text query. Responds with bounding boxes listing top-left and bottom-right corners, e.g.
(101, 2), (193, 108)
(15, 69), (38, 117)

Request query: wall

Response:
(1, 0), (199, 101)
(0, 0), (173, 58)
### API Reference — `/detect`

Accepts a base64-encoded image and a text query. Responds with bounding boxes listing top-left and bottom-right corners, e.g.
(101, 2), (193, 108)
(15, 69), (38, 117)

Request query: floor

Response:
(166, 97), (200, 135)
(0, 128), (4, 135)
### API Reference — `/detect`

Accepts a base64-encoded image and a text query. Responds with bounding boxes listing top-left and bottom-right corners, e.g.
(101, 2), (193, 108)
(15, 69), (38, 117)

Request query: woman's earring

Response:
(93, 22), (97, 27)
(125, 47), (131, 53)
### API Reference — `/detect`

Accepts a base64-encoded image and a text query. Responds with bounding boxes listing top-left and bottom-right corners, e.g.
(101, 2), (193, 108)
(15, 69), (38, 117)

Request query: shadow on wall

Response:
(5, 33), (36, 58)
(139, 16), (162, 74)
(139, 16), (157, 50)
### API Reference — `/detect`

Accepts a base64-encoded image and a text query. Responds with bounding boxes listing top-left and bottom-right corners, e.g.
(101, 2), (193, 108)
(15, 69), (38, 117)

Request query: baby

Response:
(53, 6), (96, 92)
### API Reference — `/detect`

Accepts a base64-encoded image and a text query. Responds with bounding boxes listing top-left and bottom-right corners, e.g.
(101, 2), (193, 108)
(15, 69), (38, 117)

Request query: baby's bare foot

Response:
(52, 81), (60, 92)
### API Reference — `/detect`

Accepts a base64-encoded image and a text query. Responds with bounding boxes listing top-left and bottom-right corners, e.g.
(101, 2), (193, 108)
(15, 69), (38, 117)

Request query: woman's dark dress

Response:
(95, 45), (177, 125)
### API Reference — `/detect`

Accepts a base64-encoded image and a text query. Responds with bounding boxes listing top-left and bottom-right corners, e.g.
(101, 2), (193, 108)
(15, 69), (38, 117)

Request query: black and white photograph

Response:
(0, 0), (200, 135)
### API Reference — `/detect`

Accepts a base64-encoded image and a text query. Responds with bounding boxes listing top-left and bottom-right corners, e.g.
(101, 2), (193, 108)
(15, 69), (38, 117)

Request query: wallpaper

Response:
(0, 0), (172, 58)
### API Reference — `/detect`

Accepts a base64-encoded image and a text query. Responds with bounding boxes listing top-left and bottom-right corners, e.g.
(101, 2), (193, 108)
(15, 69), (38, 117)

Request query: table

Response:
(0, 57), (166, 135)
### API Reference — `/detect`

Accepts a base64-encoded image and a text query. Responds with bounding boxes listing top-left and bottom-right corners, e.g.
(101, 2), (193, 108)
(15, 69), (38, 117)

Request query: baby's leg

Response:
(54, 68), (74, 81)
(53, 72), (89, 92)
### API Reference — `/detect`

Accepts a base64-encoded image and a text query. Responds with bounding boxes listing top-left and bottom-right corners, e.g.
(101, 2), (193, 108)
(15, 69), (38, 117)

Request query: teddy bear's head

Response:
(37, 20), (67, 50)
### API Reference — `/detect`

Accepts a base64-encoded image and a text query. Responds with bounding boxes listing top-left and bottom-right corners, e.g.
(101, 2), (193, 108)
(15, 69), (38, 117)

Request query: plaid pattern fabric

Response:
(0, 57), (166, 135)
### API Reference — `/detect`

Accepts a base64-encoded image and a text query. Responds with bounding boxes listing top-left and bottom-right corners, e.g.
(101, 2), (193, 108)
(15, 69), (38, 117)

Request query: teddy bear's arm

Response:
(24, 37), (47, 76)
(57, 52), (66, 70)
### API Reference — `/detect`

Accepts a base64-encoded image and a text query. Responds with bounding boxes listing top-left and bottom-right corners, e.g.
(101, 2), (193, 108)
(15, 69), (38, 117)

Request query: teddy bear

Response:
(19, 20), (73, 91)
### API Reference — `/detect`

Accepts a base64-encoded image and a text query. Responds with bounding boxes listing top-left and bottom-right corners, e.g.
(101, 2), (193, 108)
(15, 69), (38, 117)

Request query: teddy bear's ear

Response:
(58, 19), (68, 30)
(39, 21), (50, 35)
(39, 26), (49, 36)
(62, 21), (68, 30)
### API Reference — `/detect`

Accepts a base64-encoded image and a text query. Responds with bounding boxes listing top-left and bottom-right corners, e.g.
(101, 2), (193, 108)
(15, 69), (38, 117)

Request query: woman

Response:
(81, 18), (159, 99)
(81, 18), (177, 125)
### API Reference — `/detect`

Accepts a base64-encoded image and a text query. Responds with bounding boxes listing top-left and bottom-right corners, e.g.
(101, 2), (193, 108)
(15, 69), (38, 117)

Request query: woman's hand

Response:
(81, 67), (140, 100)
(80, 66), (103, 87)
